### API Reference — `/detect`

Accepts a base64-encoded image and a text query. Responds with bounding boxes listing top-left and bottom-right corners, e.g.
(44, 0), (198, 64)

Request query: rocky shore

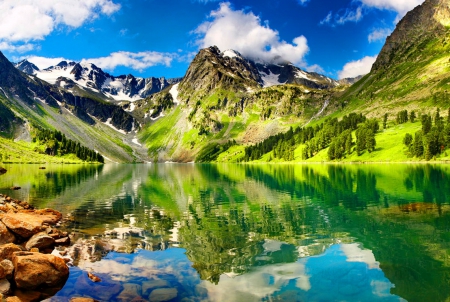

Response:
(0, 193), (71, 301)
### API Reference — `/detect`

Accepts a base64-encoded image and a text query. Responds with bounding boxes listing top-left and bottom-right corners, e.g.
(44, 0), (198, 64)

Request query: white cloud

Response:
(0, 0), (120, 52)
(336, 7), (363, 24)
(194, 2), (310, 66)
(0, 42), (35, 53)
(338, 55), (377, 79)
(22, 56), (70, 69)
(319, 12), (332, 25)
(297, 0), (311, 6)
(23, 51), (176, 72)
(368, 28), (392, 43)
(81, 51), (176, 72)
(360, 0), (424, 17)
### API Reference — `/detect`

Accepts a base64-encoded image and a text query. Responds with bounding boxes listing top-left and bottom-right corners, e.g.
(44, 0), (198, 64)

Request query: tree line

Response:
(404, 108), (450, 160)
(33, 129), (104, 163)
(243, 112), (374, 161)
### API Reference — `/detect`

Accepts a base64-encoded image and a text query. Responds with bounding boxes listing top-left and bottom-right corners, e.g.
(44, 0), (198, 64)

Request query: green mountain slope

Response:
(337, 0), (450, 117)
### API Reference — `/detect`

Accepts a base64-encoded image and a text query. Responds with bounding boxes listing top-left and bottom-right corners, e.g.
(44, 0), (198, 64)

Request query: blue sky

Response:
(0, 0), (424, 80)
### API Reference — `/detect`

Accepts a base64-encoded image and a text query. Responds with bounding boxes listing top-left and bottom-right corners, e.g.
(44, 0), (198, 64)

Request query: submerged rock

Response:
(148, 288), (178, 302)
(117, 283), (142, 301)
(0, 168), (6, 175)
(12, 251), (69, 290)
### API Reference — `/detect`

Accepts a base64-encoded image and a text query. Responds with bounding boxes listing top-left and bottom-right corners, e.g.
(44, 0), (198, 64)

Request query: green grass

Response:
(0, 137), (86, 164)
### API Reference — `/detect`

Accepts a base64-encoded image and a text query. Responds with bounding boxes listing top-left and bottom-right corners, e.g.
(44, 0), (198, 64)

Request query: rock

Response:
(117, 283), (142, 301)
(70, 298), (98, 302)
(10, 187), (21, 191)
(0, 260), (14, 279)
(55, 237), (70, 246)
(1, 213), (45, 238)
(39, 167), (46, 170)
(0, 279), (11, 295)
(6, 296), (21, 302)
(30, 248), (39, 253)
(142, 279), (169, 295)
(87, 272), (101, 282)
(12, 251), (69, 289)
(148, 288), (178, 302)
(25, 232), (55, 251)
(0, 221), (15, 245)
(32, 209), (63, 225)
(0, 243), (22, 261)
(13, 289), (41, 302)
(131, 298), (148, 302)
(0, 168), (6, 175)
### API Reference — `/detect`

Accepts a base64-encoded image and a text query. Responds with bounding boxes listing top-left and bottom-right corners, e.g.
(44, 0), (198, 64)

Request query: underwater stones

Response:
(148, 288), (178, 302)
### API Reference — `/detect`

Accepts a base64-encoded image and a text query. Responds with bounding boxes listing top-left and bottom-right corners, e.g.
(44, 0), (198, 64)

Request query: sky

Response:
(0, 0), (425, 80)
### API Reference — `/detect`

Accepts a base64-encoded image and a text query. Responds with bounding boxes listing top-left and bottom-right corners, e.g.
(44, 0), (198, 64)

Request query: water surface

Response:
(1, 163), (449, 302)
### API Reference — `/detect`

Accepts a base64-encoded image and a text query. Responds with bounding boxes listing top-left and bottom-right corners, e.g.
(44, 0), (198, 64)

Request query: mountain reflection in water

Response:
(1, 163), (449, 302)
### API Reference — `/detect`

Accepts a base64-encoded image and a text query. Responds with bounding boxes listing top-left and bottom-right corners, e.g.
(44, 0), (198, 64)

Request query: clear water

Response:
(1, 163), (450, 302)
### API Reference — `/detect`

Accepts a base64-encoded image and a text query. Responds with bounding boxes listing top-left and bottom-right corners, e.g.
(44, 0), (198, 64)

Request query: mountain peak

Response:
(372, 0), (450, 71)
(15, 59), (40, 75)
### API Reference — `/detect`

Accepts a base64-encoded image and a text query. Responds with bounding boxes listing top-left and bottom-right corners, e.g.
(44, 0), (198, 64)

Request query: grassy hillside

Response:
(0, 136), (85, 164)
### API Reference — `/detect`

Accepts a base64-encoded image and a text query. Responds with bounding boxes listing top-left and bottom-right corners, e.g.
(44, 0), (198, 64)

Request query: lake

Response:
(0, 163), (449, 302)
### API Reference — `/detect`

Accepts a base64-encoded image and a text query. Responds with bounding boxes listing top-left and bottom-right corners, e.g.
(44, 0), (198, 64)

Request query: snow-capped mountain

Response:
(16, 60), (181, 102)
(218, 48), (339, 89)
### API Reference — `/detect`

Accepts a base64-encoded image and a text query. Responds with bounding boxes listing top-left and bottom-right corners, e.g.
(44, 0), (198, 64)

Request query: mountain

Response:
(16, 60), (181, 102)
(339, 0), (450, 113)
(138, 46), (341, 162)
(177, 46), (338, 103)
(1, 51), (148, 162)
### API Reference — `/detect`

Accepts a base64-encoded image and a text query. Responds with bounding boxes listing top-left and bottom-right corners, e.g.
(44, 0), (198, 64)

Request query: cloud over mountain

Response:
(194, 2), (310, 66)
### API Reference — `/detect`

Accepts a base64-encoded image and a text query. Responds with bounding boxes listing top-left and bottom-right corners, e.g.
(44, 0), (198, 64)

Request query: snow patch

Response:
(222, 49), (240, 59)
(132, 137), (142, 146)
(104, 118), (127, 134)
(296, 70), (311, 81)
(261, 71), (285, 87)
(169, 83), (180, 105)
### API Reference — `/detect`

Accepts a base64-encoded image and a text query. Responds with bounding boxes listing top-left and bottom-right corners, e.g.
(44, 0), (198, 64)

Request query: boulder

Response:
(0, 221), (16, 245)
(0, 244), (22, 261)
(1, 213), (45, 238)
(5, 296), (21, 302)
(148, 288), (178, 302)
(55, 237), (70, 246)
(0, 260), (14, 279)
(25, 232), (55, 251)
(12, 251), (69, 289)
(0, 279), (10, 295)
(13, 289), (41, 302)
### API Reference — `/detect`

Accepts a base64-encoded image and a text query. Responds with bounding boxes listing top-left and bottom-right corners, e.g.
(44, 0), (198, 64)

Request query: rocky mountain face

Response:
(1, 51), (149, 162)
(16, 60), (181, 102)
(177, 46), (338, 104)
(372, 0), (450, 72)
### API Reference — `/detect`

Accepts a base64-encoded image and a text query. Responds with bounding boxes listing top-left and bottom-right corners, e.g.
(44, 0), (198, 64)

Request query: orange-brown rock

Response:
(0, 221), (15, 244)
(70, 298), (98, 302)
(0, 244), (22, 261)
(13, 289), (41, 302)
(0, 260), (14, 279)
(25, 232), (55, 251)
(1, 214), (45, 239)
(87, 272), (101, 282)
(12, 251), (69, 289)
